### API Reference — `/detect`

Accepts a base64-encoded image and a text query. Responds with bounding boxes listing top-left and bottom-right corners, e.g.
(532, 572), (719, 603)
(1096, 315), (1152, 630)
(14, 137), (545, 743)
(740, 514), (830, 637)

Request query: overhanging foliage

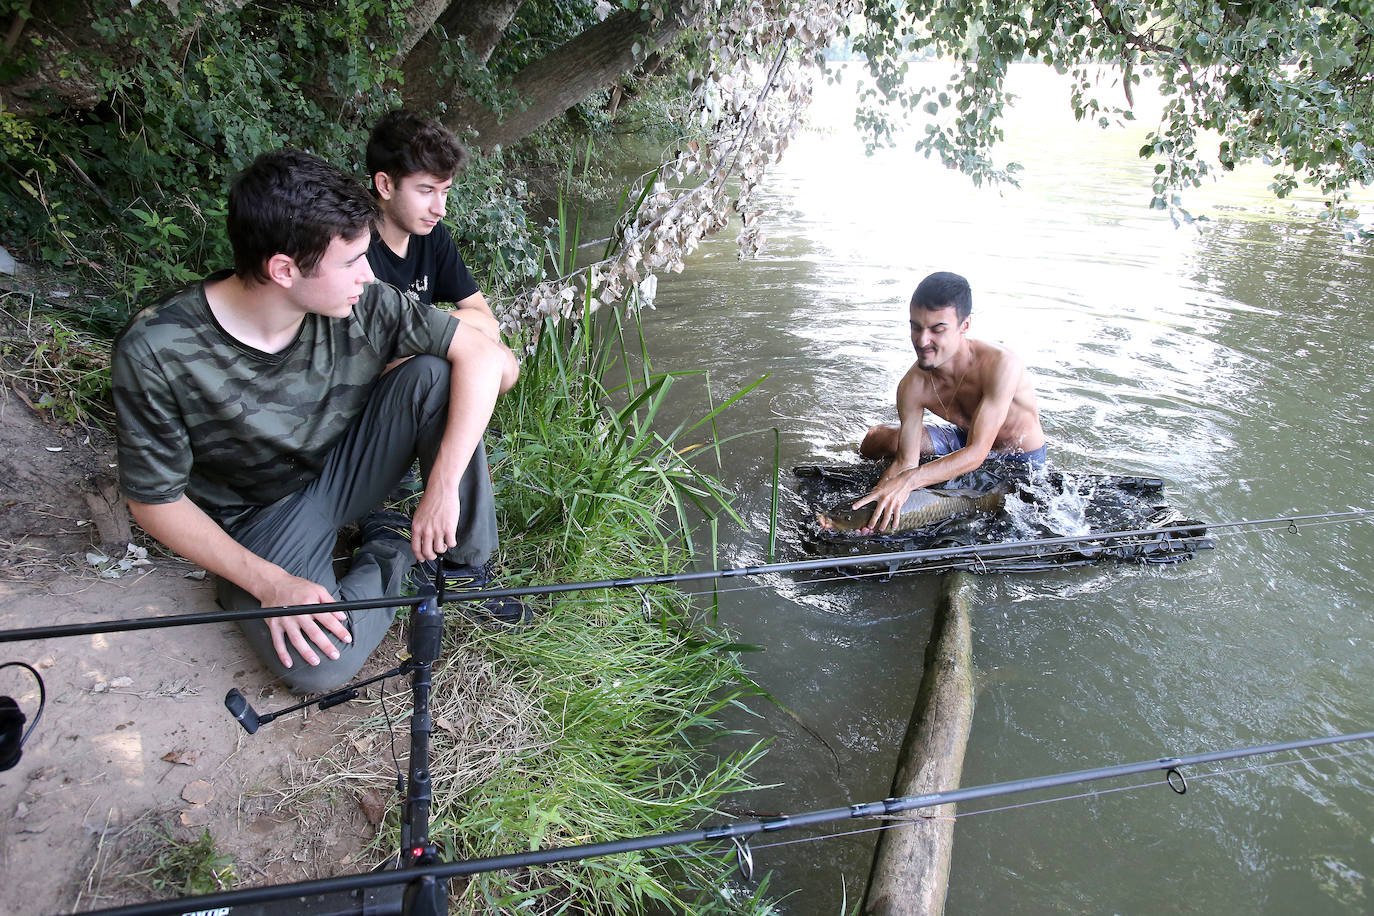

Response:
(0, 0), (1370, 327)
(848, 0), (1374, 213)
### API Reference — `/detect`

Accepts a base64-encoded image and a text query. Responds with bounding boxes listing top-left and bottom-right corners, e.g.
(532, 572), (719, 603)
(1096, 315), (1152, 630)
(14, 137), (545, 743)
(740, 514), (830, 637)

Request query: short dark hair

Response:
(911, 271), (972, 321)
(366, 109), (467, 182)
(227, 150), (378, 284)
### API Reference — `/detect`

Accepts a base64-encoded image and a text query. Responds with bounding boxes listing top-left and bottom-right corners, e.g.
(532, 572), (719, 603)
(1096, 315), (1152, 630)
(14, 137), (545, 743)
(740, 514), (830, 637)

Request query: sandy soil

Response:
(0, 395), (384, 913)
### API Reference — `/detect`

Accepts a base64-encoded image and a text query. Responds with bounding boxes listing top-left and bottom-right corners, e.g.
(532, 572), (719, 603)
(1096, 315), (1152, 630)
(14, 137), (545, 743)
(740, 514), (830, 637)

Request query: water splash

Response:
(1006, 473), (1094, 539)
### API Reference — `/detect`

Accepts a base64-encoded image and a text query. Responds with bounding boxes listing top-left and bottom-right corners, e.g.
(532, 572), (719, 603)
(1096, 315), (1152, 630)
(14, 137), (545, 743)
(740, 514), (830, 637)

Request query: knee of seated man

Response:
(392, 353), (449, 388)
(281, 653), (369, 696)
(383, 354), (451, 418)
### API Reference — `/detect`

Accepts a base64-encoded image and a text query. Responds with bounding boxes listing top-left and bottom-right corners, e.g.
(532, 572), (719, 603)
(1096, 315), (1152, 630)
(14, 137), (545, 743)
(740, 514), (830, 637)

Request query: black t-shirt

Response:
(367, 222), (479, 306)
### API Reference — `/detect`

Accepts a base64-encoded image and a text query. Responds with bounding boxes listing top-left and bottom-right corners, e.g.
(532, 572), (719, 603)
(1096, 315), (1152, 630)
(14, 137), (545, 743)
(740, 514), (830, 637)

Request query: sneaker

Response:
(412, 558), (534, 629)
(359, 510), (532, 628)
(359, 509), (415, 549)
(361, 508), (480, 589)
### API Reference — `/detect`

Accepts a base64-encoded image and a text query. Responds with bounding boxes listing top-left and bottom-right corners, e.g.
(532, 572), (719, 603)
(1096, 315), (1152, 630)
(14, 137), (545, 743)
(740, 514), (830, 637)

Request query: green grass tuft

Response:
(407, 302), (773, 913)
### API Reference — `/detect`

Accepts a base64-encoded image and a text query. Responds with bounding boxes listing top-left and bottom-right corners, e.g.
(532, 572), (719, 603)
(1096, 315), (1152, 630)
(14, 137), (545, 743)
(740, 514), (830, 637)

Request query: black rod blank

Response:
(3, 509), (1370, 646)
(76, 729), (1374, 916)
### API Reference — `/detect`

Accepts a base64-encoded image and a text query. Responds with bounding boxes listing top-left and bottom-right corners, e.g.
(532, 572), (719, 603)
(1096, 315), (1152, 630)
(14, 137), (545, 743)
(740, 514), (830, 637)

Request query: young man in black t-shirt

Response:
(365, 110), (503, 344)
(363, 110), (523, 609)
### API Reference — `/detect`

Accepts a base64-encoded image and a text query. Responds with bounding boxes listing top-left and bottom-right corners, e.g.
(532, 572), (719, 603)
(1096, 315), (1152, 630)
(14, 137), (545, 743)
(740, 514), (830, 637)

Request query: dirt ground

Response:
(0, 394), (386, 913)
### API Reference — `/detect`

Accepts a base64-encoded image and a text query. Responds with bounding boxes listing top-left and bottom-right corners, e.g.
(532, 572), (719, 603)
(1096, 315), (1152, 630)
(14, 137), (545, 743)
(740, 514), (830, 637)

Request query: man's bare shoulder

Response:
(968, 337), (1023, 364)
(968, 337), (1029, 380)
(895, 361), (933, 399)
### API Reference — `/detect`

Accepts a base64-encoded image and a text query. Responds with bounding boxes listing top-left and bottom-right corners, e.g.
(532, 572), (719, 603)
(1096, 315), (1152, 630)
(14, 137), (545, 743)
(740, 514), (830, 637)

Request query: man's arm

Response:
(451, 291), (501, 344)
(852, 372), (934, 530)
(855, 351), (1023, 530)
(447, 293), (519, 392)
(408, 319), (512, 562)
(127, 496), (352, 668)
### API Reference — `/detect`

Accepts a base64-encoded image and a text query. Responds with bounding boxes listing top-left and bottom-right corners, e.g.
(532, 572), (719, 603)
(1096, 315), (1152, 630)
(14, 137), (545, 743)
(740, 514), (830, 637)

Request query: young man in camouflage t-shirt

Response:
(111, 150), (518, 693)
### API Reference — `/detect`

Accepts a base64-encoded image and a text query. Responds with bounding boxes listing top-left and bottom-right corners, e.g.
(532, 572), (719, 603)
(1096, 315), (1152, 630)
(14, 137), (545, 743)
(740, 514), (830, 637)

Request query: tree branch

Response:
(436, 1), (700, 151)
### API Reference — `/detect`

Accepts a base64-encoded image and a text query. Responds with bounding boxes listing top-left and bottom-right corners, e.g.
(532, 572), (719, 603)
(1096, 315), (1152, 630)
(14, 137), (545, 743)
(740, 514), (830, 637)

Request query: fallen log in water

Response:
(863, 570), (975, 916)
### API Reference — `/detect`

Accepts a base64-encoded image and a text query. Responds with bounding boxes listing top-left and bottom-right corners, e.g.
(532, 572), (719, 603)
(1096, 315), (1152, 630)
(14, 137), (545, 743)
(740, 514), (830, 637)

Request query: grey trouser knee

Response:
(217, 355), (498, 693)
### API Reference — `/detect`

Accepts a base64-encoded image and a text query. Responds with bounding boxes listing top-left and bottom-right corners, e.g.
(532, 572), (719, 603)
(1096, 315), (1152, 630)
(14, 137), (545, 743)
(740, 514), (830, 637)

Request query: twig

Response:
(2, 0), (30, 57)
(60, 153), (115, 211)
(74, 805), (115, 911)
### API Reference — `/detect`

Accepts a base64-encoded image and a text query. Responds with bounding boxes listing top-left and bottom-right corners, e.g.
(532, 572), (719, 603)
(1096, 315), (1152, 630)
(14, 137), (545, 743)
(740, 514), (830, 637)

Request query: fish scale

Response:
(818, 487), (1006, 533)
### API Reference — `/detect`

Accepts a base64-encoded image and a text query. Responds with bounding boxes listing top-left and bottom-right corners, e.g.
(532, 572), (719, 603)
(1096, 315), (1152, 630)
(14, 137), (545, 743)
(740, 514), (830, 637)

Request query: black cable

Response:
(379, 675), (405, 796)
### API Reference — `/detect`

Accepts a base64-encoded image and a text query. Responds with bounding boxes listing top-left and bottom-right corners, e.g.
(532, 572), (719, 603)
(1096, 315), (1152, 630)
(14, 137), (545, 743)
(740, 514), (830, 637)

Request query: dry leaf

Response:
(357, 789), (388, 826)
(181, 780), (214, 805)
(162, 748), (200, 767)
(179, 807), (213, 828)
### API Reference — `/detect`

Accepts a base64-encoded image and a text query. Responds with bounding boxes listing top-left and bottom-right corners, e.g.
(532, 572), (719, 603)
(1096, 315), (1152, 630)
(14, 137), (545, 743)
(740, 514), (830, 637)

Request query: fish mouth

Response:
(817, 511), (875, 535)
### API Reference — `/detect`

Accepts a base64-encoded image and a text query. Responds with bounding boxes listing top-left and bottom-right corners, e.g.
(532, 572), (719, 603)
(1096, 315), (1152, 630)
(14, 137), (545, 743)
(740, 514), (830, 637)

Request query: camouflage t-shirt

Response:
(112, 272), (458, 523)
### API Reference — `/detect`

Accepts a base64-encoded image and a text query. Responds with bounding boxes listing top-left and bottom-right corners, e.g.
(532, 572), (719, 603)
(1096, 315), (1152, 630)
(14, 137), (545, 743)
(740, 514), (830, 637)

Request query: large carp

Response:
(817, 487), (1006, 534)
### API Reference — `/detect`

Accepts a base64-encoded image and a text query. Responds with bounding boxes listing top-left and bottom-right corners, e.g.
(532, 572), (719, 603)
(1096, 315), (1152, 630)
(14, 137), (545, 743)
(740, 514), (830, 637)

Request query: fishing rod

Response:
(77, 729), (1374, 916)
(1, 508), (1369, 645)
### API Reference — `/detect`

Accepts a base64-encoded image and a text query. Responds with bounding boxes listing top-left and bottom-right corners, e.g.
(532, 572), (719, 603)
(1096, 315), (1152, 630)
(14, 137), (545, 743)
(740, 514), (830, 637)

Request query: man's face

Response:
(909, 304), (968, 371)
(291, 233), (375, 318)
(377, 171), (453, 237)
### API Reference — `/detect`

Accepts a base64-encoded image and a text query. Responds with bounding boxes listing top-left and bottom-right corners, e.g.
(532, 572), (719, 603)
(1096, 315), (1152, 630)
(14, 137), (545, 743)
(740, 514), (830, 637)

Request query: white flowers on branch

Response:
(496, 0), (856, 337)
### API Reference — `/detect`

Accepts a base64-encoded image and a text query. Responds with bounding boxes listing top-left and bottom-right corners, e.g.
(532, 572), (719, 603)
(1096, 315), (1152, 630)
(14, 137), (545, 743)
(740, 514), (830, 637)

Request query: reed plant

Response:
(354, 301), (774, 913)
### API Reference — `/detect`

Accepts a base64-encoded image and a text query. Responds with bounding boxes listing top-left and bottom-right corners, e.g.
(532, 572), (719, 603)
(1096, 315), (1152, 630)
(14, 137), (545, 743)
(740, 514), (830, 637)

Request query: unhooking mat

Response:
(794, 463), (1214, 574)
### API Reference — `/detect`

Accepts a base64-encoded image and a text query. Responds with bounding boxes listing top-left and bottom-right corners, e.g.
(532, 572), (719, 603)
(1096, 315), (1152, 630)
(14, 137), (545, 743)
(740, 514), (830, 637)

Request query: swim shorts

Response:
(925, 422), (1048, 467)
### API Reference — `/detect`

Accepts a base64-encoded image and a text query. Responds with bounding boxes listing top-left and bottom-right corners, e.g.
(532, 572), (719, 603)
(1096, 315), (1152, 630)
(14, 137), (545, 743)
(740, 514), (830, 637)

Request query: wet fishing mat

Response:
(794, 463), (1214, 574)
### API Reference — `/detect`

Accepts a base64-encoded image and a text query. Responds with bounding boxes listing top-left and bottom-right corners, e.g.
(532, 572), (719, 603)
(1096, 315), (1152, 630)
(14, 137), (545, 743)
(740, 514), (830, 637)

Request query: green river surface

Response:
(625, 63), (1374, 913)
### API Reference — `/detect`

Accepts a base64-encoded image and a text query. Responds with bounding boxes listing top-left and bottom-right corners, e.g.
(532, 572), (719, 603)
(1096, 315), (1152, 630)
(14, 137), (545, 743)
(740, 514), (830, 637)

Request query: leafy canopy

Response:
(846, 0), (1374, 210)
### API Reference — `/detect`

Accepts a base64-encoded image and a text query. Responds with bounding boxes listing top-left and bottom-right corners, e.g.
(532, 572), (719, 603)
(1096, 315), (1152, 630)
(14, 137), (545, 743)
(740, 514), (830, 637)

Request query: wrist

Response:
(420, 468), (461, 501)
(243, 560), (291, 602)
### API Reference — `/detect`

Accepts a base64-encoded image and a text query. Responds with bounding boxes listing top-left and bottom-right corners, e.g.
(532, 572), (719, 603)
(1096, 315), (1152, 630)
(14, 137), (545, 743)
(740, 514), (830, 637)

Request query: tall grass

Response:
(401, 300), (775, 913)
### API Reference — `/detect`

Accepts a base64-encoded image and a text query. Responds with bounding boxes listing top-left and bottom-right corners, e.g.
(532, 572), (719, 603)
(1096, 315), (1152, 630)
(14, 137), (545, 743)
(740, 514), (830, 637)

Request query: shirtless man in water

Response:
(852, 271), (1046, 532)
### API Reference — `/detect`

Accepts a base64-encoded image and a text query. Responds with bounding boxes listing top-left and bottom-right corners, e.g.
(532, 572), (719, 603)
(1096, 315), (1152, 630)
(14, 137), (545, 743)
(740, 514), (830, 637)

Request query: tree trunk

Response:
(5, 0), (699, 155)
(436, 1), (698, 150)
(862, 571), (976, 916)
(0, 0), (104, 117)
(434, 0), (521, 62)
(399, 0), (523, 103)
(395, 0), (454, 61)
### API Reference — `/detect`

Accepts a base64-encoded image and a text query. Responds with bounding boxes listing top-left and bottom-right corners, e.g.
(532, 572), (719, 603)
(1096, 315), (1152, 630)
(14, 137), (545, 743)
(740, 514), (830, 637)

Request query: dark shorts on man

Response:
(925, 422), (1048, 467)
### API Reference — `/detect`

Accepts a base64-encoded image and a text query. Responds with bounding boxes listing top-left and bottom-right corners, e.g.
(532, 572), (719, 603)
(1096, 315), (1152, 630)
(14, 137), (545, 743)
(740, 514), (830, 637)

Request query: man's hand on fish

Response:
(851, 475), (920, 533)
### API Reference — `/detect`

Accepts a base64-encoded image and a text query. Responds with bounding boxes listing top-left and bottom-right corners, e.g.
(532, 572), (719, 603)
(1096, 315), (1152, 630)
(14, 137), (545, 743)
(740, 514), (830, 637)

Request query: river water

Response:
(625, 64), (1373, 912)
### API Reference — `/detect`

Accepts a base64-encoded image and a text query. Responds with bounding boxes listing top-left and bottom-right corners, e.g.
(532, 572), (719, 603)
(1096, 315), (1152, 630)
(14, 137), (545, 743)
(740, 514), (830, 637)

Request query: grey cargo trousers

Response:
(216, 355), (497, 694)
